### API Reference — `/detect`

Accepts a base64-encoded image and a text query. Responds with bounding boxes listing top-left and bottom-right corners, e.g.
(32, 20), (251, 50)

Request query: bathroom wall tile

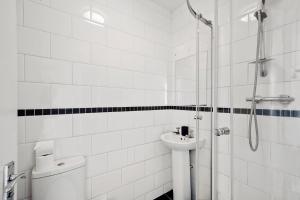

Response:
(134, 175), (155, 198)
(50, 0), (91, 17)
(73, 63), (107, 86)
(16, 0), (23, 25)
(18, 82), (51, 109)
(92, 132), (122, 154)
(120, 52), (145, 72)
(25, 115), (72, 142)
(18, 54), (25, 81)
(91, 170), (122, 197)
(18, 26), (50, 57)
(133, 143), (155, 162)
(271, 143), (300, 177)
(18, 143), (35, 171)
(233, 182), (270, 200)
(25, 55), (72, 84)
(24, 0), (71, 36)
(51, 84), (91, 108)
(107, 28), (133, 51)
(132, 111), (154, 128)
(154, 168), (172, 188)
(145, 154), (171, 175)
(144, 126), (165, 143)
(51, 34), (90, 63)
(107, 184), (134, 200)
(87, 154), (107, 177)
(72, 17), (107, 45)
(54, 136), (91, 159)
(91, 87), (123, 107)
(122, 128), (145, 148)
(107, 149), (128, 170)
(73, 113), (108, 136)
(108, 112), (133, 130)
(144, 186), (164, 200)
(108, 68), (134, 88)
(122, 162), (145, 184)
(18, 117), (26, 144)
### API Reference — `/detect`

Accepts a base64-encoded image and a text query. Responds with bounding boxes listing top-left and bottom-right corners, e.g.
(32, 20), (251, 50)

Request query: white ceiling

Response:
(151, 0), (185, 11)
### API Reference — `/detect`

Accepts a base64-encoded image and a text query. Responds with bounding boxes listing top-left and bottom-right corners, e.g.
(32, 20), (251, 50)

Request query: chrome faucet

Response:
(173, 127), (180, 135)
(3, 161), (26, 200)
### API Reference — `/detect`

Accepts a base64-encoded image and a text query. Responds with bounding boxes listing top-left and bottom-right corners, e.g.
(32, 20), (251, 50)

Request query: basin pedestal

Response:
(172, 150), (191, 200)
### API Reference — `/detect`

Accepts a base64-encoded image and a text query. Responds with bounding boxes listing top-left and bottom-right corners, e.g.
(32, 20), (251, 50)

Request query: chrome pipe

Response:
(186, 0), (212, 27)
(246, 95), (295, 104)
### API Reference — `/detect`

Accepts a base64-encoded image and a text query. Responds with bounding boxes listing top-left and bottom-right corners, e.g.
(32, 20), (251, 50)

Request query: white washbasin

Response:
(160, 132), (205, 151)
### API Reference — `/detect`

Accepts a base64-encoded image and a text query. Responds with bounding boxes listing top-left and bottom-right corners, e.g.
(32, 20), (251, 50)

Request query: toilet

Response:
(32, 156), (86, 200)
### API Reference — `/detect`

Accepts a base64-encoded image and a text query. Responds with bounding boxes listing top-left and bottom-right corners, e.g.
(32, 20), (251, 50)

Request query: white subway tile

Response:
(134, 143), (155, 162)
(144, 186), (164, 200)
(72, 17), (107, 44)
(25, 56), (72, 84)
(18, 54), (25, 81)
(271, 143), (300, 176)
(122, 162), (145, 184)
(107, 28), (133, 51)
(107, 149), (128, 170)
(24, 0), (71, 35)
(92, 132), (122, 154)
(120, 52), (145, 72)
(91, 87), (123, 107)
(145, 126), (164, 143)
(145, 154), (171, 175)
(73, 63), (107, 86)
(25, 115), (72, 142)
(18, 117), (26, 144)
(108, 68), (134, 88)
(51, 34), (90, 62)
(153, 141), (170, 156)
(16, 0), (23, 25)
(91, 170), (122, 197)
(91, 44), (121, 67)
(122, 128), (145, 148)
(134, 175), (155, 198)
(132, 111), (154, 128)
(54, 136), (91, 159)
(50, 0), (91, 17)
(87, 154), (107, 177)
(154, 168), (172, 188)
(18, 82), (51, 109)
(73, 113), (107, 136)
(18, 27), (50, 57)
(18, 143), (35, 171)
(51, 85), (91, 108)
(108, 112), (133, 131)
(233, 182), (270, 200)
(107, 184), (134, 200)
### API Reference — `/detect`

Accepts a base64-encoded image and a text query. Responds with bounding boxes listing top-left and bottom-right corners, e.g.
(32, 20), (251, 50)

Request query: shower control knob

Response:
(215, 127), (230, 136)
(194, 115), (203, 120)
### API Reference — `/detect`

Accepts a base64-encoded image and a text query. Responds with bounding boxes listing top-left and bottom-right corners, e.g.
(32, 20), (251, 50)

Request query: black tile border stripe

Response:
(17, 105), (300, 118)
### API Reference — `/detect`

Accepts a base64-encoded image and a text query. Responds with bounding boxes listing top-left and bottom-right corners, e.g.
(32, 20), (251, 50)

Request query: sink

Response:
(160, 132), (203, 151)
(161, 132), (206, 200)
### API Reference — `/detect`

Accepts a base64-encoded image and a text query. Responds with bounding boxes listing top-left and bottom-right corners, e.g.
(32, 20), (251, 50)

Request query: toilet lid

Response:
(32, 156), (85, 179)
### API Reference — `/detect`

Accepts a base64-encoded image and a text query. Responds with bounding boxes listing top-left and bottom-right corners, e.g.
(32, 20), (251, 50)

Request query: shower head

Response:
(186, 0), (212, 27)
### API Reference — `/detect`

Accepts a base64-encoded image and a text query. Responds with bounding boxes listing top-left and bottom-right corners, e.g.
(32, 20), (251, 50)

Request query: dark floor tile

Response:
(154, 195), (170, 200)
(166, 190), (173, 199)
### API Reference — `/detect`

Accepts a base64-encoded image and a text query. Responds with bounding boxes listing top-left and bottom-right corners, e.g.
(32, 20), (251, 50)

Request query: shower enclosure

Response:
(174, 0), (300, 199)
